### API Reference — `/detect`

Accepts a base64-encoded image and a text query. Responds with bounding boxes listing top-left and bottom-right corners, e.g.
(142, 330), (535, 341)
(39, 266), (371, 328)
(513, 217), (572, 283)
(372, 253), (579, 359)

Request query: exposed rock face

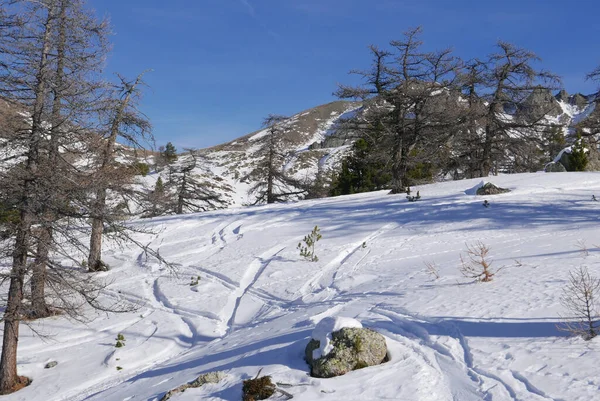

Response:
(521, 87), (562, 119)
(160, 371), (227, 401)
(545, 161), (567, 172)
(305, 327), (388, 378)
(476, 183), (511, 195)
(571, 93), (589, 109)
(556, 89), (569, 103)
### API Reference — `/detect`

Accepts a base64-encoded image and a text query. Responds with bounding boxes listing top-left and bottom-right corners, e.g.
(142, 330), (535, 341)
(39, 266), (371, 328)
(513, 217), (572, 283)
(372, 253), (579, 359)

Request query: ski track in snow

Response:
(223, 245), (287, 335)
(10, 173), (600, 401)
(298, 222), (399, 300)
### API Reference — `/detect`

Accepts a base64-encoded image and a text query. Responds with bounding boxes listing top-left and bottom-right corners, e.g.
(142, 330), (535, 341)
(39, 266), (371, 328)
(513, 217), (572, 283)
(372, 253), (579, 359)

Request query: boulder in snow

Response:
(160, 371), (227, 401)
(545, 161), (567, 173)
(476, 182), (511, 196)
(305, 317), (388, 378)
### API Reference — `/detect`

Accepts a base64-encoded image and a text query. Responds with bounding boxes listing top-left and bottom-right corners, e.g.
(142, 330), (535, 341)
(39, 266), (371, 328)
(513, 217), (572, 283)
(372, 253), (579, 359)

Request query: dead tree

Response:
(560, 266), (600, 340)
(0, 0), (121, 392)
(459, 241), (502, 282)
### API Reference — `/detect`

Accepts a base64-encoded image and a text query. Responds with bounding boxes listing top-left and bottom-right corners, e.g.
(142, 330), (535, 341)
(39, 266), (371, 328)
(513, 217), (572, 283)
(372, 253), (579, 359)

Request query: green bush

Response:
(298, 226), (322, 262)
(569, 133), (588, 172)
(133, 162), (150, 176)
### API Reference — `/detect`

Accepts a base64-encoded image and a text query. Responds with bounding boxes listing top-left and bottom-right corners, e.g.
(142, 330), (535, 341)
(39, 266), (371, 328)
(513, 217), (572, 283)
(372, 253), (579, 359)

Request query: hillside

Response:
(140, 90), (600, 213)
(6, 172), (600, 401)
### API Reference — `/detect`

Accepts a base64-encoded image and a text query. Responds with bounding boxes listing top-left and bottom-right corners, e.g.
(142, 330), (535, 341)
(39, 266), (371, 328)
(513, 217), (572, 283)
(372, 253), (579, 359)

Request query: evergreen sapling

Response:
(298, 226), (322, 262)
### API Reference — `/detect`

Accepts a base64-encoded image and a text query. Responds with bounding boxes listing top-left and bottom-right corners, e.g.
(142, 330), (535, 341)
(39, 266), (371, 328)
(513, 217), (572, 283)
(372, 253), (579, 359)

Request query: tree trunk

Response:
(88, 74), (144, 271)
(0, 281), (22, 394)
(29, 0), (67, 318)
(0, 217), (30, 394)
(30, 226), (52, 317)
(88, 188), (107, 272)
(266, 145), (275, 203)
(176, 172), (186, 214)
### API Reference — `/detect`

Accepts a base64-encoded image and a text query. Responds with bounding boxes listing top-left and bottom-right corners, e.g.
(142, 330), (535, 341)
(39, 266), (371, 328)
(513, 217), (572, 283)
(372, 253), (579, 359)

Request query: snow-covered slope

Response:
(7, 172), (600, 401)
(144, 101), (361, 209)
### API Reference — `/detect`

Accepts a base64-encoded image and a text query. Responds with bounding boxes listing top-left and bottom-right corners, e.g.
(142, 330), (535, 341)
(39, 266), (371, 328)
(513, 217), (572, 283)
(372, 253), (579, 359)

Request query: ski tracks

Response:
(372, 308), (560, 401)
(298, 222), (399, 299)
(222, 245), (286, 335)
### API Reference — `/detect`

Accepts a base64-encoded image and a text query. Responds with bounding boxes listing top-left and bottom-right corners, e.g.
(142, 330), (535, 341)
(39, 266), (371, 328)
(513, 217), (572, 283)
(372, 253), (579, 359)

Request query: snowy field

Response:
(6, 172), (600, 401)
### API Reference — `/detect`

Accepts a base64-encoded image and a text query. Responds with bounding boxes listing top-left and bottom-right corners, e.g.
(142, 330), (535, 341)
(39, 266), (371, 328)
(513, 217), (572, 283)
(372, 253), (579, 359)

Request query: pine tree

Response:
(569, 132), (588, 172)
(330, 138), (391, 196)
(163, 142), (178, 163)
(245, 115), (306, 204)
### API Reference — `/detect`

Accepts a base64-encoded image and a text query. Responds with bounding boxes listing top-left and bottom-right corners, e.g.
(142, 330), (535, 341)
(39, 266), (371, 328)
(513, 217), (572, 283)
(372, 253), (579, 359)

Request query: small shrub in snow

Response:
(576, 239), (590, 258)
(559, 266), (600, 340)
(115, 333), (126, 348)
(459, 241), (502, 282)
(298, 226), (322, 262)
(242, 372), (275, 401)
(424, 261), (440, 280)
(190, 275), (200, 286)
(482, 200), (490, 208)
(406, 191), (421, 202)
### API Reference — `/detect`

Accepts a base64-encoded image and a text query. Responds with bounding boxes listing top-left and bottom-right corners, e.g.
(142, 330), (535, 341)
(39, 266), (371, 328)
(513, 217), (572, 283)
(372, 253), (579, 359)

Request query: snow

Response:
(310, 317), (363, 359)
(5, 172), (600, 400)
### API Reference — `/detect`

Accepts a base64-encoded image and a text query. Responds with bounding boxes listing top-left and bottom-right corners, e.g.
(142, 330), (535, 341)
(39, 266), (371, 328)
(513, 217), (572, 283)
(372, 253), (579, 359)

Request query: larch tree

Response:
(459, 42), (561, 177)
(165, 149), (226, 214)
(87, 72), (151, 272)
(336, 27), (464, 193)
(244, 115), (306, 204)
(0, 0), (129, 392)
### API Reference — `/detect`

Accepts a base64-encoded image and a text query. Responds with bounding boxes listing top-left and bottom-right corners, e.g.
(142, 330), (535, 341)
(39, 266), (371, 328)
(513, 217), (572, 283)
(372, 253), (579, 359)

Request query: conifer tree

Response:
(163, 142), (178, 163)
(336, 27), (463, 193)
(244, 115), (306, 204)
(569, 132), (588, 172)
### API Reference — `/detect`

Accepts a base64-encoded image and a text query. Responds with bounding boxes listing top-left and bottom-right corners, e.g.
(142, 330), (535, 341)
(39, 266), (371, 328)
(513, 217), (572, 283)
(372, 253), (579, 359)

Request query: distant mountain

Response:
(140, 101), (362, 210)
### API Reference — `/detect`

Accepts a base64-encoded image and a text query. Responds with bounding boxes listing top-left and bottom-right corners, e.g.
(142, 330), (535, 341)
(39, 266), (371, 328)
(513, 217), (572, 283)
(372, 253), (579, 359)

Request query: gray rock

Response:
(476, 183), (511, 196)
(521, 87), (562, 118)
(305, 327), (388, 378)
(555, 89), (569, 102)
(571, 93), (588, 109)
(160, 371), (227, 401)
(44, 361), (58, 369)
(545, 161), (567, 172)
(559, 150), (573, 171)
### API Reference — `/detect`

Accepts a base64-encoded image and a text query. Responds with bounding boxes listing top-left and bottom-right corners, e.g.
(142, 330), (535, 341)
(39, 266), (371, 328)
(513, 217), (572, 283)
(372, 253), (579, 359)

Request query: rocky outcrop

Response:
(476, 183), (511, 195)
(521, 87), (562, 119)
(160, 371), (227, 401)
(305, 327), (388, 378)
(545, 161), (567, 172)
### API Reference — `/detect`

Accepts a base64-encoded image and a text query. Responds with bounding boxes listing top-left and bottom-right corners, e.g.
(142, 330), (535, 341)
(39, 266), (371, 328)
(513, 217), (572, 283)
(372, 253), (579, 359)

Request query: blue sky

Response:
(87, 0), (600, 149)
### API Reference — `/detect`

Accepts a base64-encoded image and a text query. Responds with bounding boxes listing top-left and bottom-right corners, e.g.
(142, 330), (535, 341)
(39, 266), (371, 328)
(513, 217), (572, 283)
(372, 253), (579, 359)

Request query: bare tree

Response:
(458, 43), (561, 177)
(459, 241), (502, 282)
(0, 0), (136, 392)
(244, 115), (306, 204)
(166, 149), (226, 214)
(336, 27), (463, 193)
(559, 266), (600, 340)
(88, 72), (151, 272)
